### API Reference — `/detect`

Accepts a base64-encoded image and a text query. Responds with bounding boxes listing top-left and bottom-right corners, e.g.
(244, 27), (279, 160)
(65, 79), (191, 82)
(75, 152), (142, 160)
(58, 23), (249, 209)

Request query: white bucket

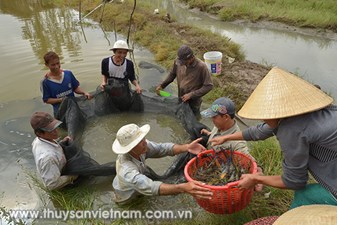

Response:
(203, 51), (223, 76)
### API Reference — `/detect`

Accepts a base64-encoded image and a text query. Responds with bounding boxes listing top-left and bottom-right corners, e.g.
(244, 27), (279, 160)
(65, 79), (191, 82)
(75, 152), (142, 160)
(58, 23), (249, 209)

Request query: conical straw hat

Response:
(238, 67), (333, 119)
(273, 205), (337, 225)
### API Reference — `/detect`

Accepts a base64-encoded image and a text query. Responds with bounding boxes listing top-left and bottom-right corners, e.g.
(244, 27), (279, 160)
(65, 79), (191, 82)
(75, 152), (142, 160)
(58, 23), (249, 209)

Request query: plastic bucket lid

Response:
(159, 90), (171, 97)
(203, 51), (223, 76)
(203, 51), (223, 61)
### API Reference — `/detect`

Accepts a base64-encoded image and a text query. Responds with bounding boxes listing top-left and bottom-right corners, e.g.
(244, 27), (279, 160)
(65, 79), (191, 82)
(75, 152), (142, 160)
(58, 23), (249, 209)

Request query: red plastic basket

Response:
(184, 150), (257, 214)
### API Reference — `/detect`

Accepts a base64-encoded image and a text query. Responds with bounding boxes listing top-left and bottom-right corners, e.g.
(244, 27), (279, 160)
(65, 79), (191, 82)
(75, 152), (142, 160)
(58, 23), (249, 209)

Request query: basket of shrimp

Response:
(184, 149), (257, 214)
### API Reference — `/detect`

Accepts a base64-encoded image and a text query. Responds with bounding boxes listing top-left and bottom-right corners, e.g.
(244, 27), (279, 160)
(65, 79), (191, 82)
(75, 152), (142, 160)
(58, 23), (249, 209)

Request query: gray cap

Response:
(30, 112), (62, 132)
(201, 97), (236, 118)
(176, 45), (194, 65)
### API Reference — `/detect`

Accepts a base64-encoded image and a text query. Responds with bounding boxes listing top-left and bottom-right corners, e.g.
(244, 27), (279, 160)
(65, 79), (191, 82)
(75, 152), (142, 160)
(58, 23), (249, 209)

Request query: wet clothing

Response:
(101, 57), (136, 84)
(41, 70), (79, 115)
(101, 57), (136, 110)
(207, 120), (250, 156)
(242, 105), (337, 202)
(32, 137), (73, 190)
(112, 140), (175, 204)
(160, 58), (213, 114)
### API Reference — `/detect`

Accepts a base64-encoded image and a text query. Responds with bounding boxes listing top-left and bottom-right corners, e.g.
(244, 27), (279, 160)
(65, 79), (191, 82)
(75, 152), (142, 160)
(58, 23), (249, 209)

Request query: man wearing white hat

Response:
(210, 67), (337, 208)
(112, 123), (213, 204)
(100, 40), (142, 110)
(30, 112), (77, 190)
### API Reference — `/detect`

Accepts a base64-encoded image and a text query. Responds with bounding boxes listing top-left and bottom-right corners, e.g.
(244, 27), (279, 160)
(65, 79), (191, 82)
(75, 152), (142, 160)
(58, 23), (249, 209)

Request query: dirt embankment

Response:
(79, 1), (271, 107)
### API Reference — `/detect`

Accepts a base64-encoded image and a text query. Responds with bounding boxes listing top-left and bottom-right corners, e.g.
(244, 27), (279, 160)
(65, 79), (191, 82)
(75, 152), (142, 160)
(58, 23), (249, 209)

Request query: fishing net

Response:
(56, 85), (210, 180)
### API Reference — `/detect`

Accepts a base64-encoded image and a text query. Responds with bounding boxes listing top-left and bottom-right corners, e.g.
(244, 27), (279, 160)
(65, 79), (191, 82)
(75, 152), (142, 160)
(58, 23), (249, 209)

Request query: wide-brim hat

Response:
(109, 40), (133, 52)
(112, 124), (150, 154)
(273, 205), (337, 225)
(238, 67), (333, 119)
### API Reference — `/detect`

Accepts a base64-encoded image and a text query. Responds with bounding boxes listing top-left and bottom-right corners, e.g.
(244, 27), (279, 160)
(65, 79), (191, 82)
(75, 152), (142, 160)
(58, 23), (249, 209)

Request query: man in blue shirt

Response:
(41, 51), (92, 116)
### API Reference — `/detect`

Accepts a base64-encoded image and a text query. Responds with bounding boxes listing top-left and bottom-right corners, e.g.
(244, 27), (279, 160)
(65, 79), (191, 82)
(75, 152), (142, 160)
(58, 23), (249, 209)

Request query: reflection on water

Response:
(148, 0), (337, 99)
(1, 0), (336, 213)
(0, 0), (168, 210)
(82, 113), (190, 173)
(0, 99), (49, 209)
(0, 0), (81, 66)
(0, 0), (166, 103)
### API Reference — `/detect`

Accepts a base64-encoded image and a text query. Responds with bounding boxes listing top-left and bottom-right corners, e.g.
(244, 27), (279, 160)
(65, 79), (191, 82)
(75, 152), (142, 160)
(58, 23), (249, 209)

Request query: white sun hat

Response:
(238, 67), (333, 119)
(273, 205), (337, 225)
(110, 40), (133, 52)
(112, 124), (150, 154)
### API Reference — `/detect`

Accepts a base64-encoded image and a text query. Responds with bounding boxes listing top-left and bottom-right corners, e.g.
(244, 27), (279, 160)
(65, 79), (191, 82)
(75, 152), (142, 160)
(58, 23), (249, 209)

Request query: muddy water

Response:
(151, 0), (337, 97)
(0, 0), (182, 210)
(1, 0), (337, 213)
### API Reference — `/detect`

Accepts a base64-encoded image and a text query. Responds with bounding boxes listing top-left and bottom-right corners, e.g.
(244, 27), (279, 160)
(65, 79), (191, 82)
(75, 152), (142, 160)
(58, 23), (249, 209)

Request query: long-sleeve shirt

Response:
(160, 58), (213, 100)
(242, 105), (337, 198)
(32, 137), (73, 190)
(112, 140), (175, 203)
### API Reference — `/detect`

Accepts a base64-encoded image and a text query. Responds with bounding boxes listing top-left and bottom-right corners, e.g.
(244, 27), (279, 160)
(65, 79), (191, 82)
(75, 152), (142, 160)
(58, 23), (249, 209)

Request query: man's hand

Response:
(183, 180), (213, 199)
(84, 92), (93, 100)
(181, 93), (192, 102)
(209, 135), (228, 146)
(200, 128), (211, 136)
(238, 173), (260, 190)
(100, 82), (106, 91)
(155, 85), (162, 96)
(135, 85), (142, 94)
(61, 136), (72, 145)
(187, 138), (206, 155)
(254, 167), (264, 192)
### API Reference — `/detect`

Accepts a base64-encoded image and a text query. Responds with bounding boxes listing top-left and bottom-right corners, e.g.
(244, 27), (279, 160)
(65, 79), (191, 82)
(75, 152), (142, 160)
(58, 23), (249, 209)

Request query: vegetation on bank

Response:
(23, 1), (292, 224)
(181, 0), (337, 31)
(65, 0), (255, 108)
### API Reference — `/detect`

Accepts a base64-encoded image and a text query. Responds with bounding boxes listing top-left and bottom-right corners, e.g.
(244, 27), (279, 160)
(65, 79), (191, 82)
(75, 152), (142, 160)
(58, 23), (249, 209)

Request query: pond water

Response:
(1, 0), (336, 215)
(0, 0), (183, 211)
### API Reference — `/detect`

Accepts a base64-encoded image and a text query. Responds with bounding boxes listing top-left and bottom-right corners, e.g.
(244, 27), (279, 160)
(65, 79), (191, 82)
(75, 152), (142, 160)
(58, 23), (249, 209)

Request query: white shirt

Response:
(108, 57), (127, 78)
(112, 140), (175, 203)
(32, 137), (72, 190)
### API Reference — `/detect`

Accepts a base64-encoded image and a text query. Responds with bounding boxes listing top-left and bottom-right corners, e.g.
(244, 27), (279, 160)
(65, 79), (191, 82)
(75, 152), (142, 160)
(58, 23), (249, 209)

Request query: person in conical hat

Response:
(209, 67), (337, 209)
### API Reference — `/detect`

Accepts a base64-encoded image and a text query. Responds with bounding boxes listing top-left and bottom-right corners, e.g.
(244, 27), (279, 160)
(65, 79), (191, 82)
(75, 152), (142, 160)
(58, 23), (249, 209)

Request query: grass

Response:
(63, 0), (245, 66)
(25, 171), (102, 224)
(21, 1), (294, 224)
(181, 0), (337, 30)
(21, 137), (291, 225)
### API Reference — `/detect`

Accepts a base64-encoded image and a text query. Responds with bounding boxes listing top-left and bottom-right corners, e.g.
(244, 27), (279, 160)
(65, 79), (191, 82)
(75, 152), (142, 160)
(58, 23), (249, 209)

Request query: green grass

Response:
(63, 0), (245, 68)
(22, 137), (291, 225)
(26, 171), (102, 224)
(30, 1), (294, 224)
(181, 0), (337, 30)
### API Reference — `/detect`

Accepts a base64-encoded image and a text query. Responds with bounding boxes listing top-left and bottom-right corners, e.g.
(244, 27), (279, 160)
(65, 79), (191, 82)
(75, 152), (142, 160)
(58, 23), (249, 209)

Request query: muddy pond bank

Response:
(73, 0), (337, 109)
